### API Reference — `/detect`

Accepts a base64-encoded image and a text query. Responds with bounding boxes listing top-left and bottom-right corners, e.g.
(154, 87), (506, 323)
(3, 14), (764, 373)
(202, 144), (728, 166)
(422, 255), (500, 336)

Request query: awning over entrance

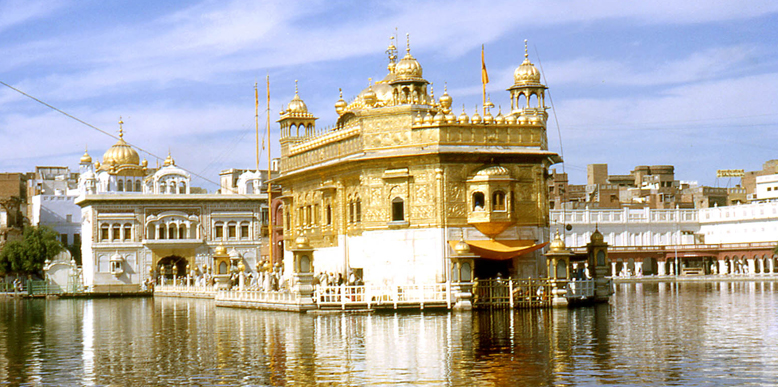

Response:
(449, 240), (549, 260)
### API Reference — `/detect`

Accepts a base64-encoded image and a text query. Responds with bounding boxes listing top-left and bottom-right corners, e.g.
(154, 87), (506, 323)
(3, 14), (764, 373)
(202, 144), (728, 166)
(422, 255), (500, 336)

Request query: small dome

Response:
(454, 239), (470, 255)
(471, 111), (482, 124)
(395, 52), (423, 79)
(110, 252), (123, 262)
(475, 165), (511, 177)
(433, 112), (445, 124)
(80, 149), (92, 164)
(513, 41), (542, 86)
(591, 228), (604, 244)
(163, 152), (175, 167)
(483, 110), (494, 124)
(295, 235), (310, 248)
(362, 85), (377, 107)
(103, 138), (140, 166)
(495, 111), (505, 124)
(458, 109), (470, 124)
(548, 229), (566, 252)
(287, 92), (308, 114)
(334, 89), (347, 114)
(439, 89), (452, 109)
(215, 245), (228, 256)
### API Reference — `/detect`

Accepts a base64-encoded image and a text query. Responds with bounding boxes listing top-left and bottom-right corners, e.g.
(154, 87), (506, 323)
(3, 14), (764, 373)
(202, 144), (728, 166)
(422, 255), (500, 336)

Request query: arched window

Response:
(356, 198), (362, 223)
(492, 191), (506, 211)
(392, 197), (404, 222)
(112, 224), (120, 241)
(168, 224), (176, 240)
(179, 224), (186, 239)
(348, 200), (354, 224)
(117, 179), (123, 192)
(472, 192), (485, 211)
(179, 181), (186, 194)
(135, 180), (141, 192)
(240, 222), (249, 240)
(159, 182), (166, 194)
(123, 223), (132, 241)
(147, 224), (155, 240)
(326, 205), (332, 225)
(214, 222), (224, 239)
(159, 225), (167, 240)
(246, 182), (254, 194)
(228, 222), (237, 239)
(100, 224), (109, 241)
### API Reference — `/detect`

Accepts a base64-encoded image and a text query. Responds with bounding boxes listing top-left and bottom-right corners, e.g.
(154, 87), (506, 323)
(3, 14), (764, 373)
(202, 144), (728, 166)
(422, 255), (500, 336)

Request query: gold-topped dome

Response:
(362, 80), (377, 107)
(214, 245), (228, 256)
(395, 34), (423, 80)
(102, 119), (140, 167)
(458, 106), (470, 124)
(548, 229), (566, 252)
(295, 235), (310, 249)
(475, 165), (511, 177)
(287, 81), (308, 114)
(334, 88), (347, 114)
(163, 151), (175, 167)
(454, 238), (470, 255)
(591, 227), (604, 244)
(439, 85), (452, 110)
(513, 40), (542, 85)
(80, 148), (92, 164)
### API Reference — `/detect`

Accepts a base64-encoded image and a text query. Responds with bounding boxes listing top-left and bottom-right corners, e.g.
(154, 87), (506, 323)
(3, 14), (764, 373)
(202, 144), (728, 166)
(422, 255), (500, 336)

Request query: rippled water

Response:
(2, 281), (777, 386)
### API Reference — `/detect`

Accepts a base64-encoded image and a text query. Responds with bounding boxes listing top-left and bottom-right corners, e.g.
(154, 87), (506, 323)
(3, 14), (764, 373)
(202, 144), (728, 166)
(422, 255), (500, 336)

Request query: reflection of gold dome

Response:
(102, 119), (140, 166)
(514, 40), (542, 85)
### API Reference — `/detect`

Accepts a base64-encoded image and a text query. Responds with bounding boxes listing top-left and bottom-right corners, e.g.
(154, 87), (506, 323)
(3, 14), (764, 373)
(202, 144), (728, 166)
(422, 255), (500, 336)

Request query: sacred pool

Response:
(2, 282), (777, 386)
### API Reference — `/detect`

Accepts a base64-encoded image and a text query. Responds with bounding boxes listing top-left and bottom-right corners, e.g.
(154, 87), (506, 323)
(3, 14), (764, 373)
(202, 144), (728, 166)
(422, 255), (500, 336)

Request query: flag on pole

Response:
(481, 44), (489, 85)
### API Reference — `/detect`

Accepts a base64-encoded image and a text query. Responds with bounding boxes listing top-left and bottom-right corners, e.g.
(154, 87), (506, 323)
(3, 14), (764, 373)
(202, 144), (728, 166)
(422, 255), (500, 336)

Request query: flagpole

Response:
(255, 83), (259, 172)
(481, 44), (489, 115)
(266, 74), (273, 267)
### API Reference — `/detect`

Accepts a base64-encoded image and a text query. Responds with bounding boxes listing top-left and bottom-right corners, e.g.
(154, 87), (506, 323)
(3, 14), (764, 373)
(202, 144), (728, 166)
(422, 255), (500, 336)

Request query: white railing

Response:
(155, 285), (217, 294)
(565, 279), (595, 298)
(315, 283), (451, 310)
(216, 289), (301, 303)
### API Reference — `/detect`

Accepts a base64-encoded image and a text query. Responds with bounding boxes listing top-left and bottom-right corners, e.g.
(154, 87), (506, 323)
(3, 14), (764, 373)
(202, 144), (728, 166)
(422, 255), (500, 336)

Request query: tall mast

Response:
(266, 74), (273, 266)
(255, 82), (259, 171)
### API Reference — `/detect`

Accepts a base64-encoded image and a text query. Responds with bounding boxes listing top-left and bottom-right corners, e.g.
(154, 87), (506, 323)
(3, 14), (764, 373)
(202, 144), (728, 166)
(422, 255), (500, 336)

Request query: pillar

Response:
(759, 258), (765, 274)
(747, 259), (755, 275)
(658, 261), (666, 276)
(770, 258), (775, 274)
(611, 262), (617, 277)
(718, 259), (727, 275)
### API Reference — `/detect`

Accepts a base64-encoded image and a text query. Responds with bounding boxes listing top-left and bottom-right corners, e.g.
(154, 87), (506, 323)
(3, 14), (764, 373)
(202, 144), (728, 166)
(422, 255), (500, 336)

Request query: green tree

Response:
(0, 226), (64, 276)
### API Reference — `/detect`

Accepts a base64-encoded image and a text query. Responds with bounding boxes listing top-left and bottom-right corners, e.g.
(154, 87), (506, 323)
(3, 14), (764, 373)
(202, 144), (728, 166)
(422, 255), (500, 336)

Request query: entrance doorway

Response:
(157, 255), (188, 282)
(474, 259), (512, 280)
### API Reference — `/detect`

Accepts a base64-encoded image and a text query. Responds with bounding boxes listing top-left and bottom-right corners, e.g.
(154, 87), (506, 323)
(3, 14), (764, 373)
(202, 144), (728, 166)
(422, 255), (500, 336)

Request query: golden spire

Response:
(406, 33), (410, 53)
(524, 39), (529, 59)
(118, 117), (124, 139)
(294, 79), (299, 95)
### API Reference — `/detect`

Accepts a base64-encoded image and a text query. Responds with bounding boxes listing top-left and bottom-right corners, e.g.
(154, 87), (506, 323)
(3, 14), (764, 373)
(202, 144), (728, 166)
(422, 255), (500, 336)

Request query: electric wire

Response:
(0, 80), (266, 197)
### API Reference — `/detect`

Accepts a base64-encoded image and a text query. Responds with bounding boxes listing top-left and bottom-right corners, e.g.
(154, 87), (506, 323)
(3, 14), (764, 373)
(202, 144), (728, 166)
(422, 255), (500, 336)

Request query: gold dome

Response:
(102, 120), (140, 167)
(334, 88), (347, 114)
(214, 245), (228, 256)
(513, 40), (542, 86)
(80, 148), (92, 164)
(548, 229), (566, 252)
(475, 165), (511, 177)
(458, 106), (470, 124)
(295, 235), (310, 249)
(163, 151), (175, 167)
(287, 81), (308, 114)
(439, 86), (452, 110)
(395, 52), (423, 80)
(591, 228), (604, 244)
(454, 239), (470, 255)
(362, 81), (377, 107)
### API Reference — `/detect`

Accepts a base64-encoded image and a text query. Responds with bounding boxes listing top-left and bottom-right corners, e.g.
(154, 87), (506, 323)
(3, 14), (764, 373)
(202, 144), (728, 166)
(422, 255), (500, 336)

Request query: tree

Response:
(0, 226), (64, 276)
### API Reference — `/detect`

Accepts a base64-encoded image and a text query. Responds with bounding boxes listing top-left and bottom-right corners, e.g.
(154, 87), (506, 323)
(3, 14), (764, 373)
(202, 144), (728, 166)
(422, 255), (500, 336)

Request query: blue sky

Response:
(2, 0), (778, 191)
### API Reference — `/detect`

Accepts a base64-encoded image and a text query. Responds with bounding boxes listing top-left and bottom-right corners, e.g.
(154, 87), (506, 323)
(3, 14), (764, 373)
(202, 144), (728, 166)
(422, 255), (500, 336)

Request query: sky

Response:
(2, 0), (778, 191)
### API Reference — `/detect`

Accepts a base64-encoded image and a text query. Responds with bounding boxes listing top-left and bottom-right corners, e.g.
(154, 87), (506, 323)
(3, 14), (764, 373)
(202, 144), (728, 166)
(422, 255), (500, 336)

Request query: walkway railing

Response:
(474, 279), (552, 309)
(315, 283), (451, 310)
(217, 289), (301, 303)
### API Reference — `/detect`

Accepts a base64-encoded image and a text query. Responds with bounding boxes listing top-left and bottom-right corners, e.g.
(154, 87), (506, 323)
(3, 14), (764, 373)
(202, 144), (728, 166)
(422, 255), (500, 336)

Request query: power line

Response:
(0, 80), (265, 197)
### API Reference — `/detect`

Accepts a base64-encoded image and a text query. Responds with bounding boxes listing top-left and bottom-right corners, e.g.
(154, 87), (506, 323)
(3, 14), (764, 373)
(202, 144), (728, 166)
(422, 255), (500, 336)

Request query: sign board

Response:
(716, 169), (745, 178)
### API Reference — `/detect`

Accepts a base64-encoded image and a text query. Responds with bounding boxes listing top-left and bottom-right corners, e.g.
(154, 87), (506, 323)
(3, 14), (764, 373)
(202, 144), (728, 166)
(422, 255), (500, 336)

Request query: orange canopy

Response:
(449, 240), (549, 260)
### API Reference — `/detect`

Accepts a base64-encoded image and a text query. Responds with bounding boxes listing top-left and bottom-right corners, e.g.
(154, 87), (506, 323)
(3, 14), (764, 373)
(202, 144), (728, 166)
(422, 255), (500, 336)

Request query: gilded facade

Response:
(275, 37), (560, 285)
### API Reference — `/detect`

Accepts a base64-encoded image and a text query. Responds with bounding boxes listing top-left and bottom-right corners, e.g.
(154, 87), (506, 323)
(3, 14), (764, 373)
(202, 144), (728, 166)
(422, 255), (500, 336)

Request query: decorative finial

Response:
(118, 117), (124, 139)
(294, 80), (299, 95)
(430, 83), (434, 99)
(406, 33), (410, 53)
(368, 77), (372, 87)
(444, 82), (447, 93)
(462, 104), (466, 114)
(524, 39), (528, 59)
(339, 88), (343, 98)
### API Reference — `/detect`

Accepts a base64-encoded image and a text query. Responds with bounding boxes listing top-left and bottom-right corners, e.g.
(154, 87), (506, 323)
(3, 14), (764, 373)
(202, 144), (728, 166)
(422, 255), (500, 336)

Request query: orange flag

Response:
(481, 44), (489, 85)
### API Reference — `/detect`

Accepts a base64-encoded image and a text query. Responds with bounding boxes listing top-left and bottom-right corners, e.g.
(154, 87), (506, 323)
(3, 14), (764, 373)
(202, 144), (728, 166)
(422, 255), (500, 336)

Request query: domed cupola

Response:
(395, 51), (423, 80)
(286, 82), (309, 115)
(334, 88), (347, 115)
(80, 148), (92, 164)
(102, 119), (140, 167)
(508, 39), (548, 118)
